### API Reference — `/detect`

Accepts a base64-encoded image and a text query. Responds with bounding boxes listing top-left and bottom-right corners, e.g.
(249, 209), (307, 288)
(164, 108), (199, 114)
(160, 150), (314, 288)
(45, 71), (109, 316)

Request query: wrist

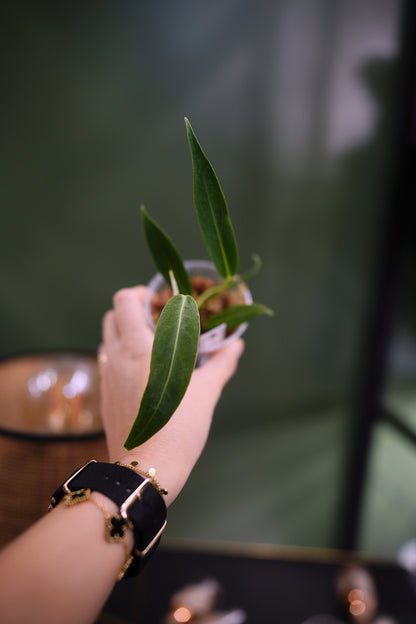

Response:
(113, 459), (168, 498)
(49, 460), (167, 579)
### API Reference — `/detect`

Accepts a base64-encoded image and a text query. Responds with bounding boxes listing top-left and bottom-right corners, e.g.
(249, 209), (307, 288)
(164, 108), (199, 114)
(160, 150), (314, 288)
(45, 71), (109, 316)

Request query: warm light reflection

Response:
(173, 607), (193, 623)
(48, 409), (65, 431)
(25, 365), (95, 432)
(348, 588), (365, 603)
(349, 600), (366, 616)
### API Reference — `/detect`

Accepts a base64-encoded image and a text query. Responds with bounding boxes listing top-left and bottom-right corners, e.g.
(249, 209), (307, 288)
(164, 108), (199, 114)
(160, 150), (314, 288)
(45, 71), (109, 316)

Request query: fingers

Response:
(193, 339), (245, 388)
(97, 344), (108, 368)
(102, 310), (119, 346)
(112, 287), (153, 348)
(100, 286), (153, 363)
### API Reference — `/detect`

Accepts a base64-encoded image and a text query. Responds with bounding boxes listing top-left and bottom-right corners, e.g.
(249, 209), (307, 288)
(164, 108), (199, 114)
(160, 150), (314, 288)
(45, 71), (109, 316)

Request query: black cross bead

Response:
(71, 490), (88, 502)
(63, 488), (91, 506)
(110, 515), (127, 539)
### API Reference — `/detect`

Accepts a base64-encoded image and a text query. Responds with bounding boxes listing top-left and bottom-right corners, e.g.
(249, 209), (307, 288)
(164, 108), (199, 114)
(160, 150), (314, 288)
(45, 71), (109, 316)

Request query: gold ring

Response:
(98, 352), (108, 366)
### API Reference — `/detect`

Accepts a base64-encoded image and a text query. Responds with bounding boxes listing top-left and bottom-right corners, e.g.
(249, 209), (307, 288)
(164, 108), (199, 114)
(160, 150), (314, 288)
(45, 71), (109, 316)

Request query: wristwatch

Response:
(50, 460), (167, 577)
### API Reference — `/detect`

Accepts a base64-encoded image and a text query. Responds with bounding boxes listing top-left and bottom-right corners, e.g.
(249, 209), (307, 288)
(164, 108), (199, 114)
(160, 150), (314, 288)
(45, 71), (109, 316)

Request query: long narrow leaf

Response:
(141, 205), (192, 295)
(203, 303), (274, 331)
(124, 294), (200, 449)
(185, 118), (239, 279)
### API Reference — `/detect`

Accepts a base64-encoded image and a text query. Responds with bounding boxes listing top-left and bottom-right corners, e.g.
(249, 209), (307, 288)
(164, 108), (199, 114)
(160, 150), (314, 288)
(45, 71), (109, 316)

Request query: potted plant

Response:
(124, 118), (273, 450)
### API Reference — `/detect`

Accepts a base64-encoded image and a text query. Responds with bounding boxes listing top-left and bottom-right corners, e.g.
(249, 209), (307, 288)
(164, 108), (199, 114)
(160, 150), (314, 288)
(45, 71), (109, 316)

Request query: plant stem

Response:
(169, 270), (180, 296)
(196, 278), (232, 310)
(196, 254), (262, 311)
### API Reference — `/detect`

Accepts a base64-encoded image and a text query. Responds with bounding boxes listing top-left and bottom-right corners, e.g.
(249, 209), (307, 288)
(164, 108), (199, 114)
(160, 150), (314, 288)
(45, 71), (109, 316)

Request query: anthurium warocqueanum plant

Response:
(124, 118), (273, 450)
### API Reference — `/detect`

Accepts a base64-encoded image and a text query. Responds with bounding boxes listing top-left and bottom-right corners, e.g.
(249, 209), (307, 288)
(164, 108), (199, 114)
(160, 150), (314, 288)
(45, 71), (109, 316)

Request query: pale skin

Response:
(0, 286), (244, 624)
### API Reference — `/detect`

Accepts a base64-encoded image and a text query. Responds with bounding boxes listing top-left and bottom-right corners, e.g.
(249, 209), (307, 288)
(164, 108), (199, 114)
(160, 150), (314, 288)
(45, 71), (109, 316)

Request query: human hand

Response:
(99, 286), (244, 506)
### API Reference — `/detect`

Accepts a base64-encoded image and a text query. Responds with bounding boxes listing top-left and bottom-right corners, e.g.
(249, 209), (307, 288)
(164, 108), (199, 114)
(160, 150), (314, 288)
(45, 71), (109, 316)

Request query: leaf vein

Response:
(148, 296), (186, 421)
(203, 177), (230, 277)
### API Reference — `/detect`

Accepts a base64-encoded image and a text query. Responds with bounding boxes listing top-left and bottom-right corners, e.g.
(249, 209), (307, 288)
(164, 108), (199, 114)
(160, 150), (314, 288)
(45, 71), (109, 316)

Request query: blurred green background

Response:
(1, 1), (415, 558)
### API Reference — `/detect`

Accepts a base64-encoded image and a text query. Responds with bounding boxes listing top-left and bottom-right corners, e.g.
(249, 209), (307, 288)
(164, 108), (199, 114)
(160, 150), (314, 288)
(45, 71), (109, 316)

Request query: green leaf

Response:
(124, 294), (200, 449)
(237, 253), (263, 284)
(185, 117), (239, 279)
(141, 205), (192, 296)
(202, 303), (274, 331)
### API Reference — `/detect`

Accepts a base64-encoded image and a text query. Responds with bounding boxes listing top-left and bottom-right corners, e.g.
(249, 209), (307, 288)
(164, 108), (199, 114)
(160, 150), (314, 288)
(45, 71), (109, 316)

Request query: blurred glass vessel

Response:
(0, 352), (107, 547)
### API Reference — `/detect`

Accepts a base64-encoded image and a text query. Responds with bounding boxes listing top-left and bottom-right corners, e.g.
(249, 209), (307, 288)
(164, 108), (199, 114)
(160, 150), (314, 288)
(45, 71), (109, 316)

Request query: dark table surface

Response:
(101, 540), (416, 624)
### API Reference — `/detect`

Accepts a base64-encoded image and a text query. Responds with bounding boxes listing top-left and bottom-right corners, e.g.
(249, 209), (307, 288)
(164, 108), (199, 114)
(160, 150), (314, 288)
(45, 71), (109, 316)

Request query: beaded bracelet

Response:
(114, 461), (168, 497)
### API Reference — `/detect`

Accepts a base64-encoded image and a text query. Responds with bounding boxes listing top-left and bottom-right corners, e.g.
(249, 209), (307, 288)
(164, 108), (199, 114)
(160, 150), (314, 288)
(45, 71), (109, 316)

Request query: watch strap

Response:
(50, 461), (167, 576)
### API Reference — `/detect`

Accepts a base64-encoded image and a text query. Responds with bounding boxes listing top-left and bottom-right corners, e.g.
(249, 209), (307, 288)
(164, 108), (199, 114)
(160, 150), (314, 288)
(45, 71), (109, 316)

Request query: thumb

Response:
(195, 339), (245, 388)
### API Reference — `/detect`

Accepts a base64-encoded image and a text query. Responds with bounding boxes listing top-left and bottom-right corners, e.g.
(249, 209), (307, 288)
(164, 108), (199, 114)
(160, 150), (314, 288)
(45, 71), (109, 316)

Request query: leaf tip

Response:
(123, 438), (134, 451)
(184, 117), (197, 143)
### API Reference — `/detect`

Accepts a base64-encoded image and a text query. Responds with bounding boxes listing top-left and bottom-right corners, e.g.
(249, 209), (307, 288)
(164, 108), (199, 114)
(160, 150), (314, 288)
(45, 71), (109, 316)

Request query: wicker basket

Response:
(0, 353), (108, 548)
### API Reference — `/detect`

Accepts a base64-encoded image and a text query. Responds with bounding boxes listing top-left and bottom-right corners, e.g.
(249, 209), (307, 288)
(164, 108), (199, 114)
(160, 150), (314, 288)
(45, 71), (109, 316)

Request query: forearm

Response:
(0, 491), (133, 624)
(0, 286), (243, 624)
